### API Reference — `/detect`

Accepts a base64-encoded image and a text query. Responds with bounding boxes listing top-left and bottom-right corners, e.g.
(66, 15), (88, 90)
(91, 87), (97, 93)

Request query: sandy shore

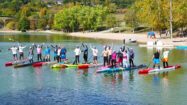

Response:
(69, 32), (187, 46)
(0, 30), (187, 46)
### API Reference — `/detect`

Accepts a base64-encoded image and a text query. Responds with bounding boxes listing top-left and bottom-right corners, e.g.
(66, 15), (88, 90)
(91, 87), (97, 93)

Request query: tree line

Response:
(0, 0), (186, 34)
(125, 0), (187, 35)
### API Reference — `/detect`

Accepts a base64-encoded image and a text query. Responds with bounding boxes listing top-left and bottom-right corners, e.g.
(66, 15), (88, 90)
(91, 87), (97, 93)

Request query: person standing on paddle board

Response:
(81, 43), (88, 64)
(28, 47), (34, 63)
(18, 44), (26, 60)
(61, 46), (67, 61)
(90, 46), (98, 64)
(117, 47), (123, 66)
(44, 46), (51, 62)
(152, 50), (160, 69)
(128, 48), (135, 68)
(57, 47), (61, 63)
(122, 50), (128, 68)
(107, 46), (112, 65)
(102, 47), (108, 67)
(162, 49), (170, 68)
(51, 45), (58, 61)
(9, 45), (18, 61)
(73, 46), (81, 65)
(35, 44), (43, 61)
(111, 50), (117, 68)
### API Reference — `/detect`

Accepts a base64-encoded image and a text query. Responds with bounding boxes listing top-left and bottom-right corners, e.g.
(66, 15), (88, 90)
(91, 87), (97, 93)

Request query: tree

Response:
(124, 6), (139, 33)
(105, 15), (117, 28)
(130, 0), (187, 34)
(18, 16), (30, 31)
(6, 21), (17, 30)
(54, 5), (110, 32)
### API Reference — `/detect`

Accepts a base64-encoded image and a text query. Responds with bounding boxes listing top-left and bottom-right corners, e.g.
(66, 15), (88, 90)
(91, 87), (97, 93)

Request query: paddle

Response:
(146, 60), (152, 69)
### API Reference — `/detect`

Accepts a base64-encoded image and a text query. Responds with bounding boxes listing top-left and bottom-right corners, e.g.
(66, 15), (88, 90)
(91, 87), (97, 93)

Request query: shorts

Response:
(20, 52), (24, 56)
(13, 54), (17, 58)
(153, 58), (160, 64)
(162, 58), (168, 62)
(93, 56), (97, 60)
(61, 54), (66, 59)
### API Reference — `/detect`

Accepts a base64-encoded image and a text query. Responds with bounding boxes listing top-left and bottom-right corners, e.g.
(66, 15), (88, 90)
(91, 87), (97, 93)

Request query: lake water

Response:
(0, 34), (187, 105)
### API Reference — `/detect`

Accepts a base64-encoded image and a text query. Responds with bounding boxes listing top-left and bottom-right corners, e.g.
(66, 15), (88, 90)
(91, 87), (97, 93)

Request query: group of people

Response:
(7, 42), (137, 68)
(102, 45), (135, 68)
(8, 43), (67, 63)
(8, 42), (170, 69)
(72, 43), (98, 65)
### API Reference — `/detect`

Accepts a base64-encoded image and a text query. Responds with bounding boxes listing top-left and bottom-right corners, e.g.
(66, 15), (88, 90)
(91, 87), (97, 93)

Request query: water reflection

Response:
(128, 70), (134, 82)
(77, 69), (88, 76)
(0, 34), (187, 105)
(34, 67), (42, 89)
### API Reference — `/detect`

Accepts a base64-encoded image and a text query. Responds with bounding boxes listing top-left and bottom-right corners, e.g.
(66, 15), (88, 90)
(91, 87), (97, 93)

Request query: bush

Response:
(6, 21), (17, 30)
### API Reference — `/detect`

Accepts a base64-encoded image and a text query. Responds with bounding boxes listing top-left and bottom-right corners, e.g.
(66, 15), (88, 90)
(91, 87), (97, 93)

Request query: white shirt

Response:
(108, 49), (112, 55)
(57, 49), (61, 56)
(10, 47), (18, 54)
(92, 48), (98, 56)
(163, 51), (169, 58)
(18, 46), (25, 53)
(74, 48), (81, 56)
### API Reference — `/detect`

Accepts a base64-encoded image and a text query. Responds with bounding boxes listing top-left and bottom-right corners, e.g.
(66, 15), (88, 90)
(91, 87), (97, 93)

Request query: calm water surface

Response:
(0, 34), (187, 105)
